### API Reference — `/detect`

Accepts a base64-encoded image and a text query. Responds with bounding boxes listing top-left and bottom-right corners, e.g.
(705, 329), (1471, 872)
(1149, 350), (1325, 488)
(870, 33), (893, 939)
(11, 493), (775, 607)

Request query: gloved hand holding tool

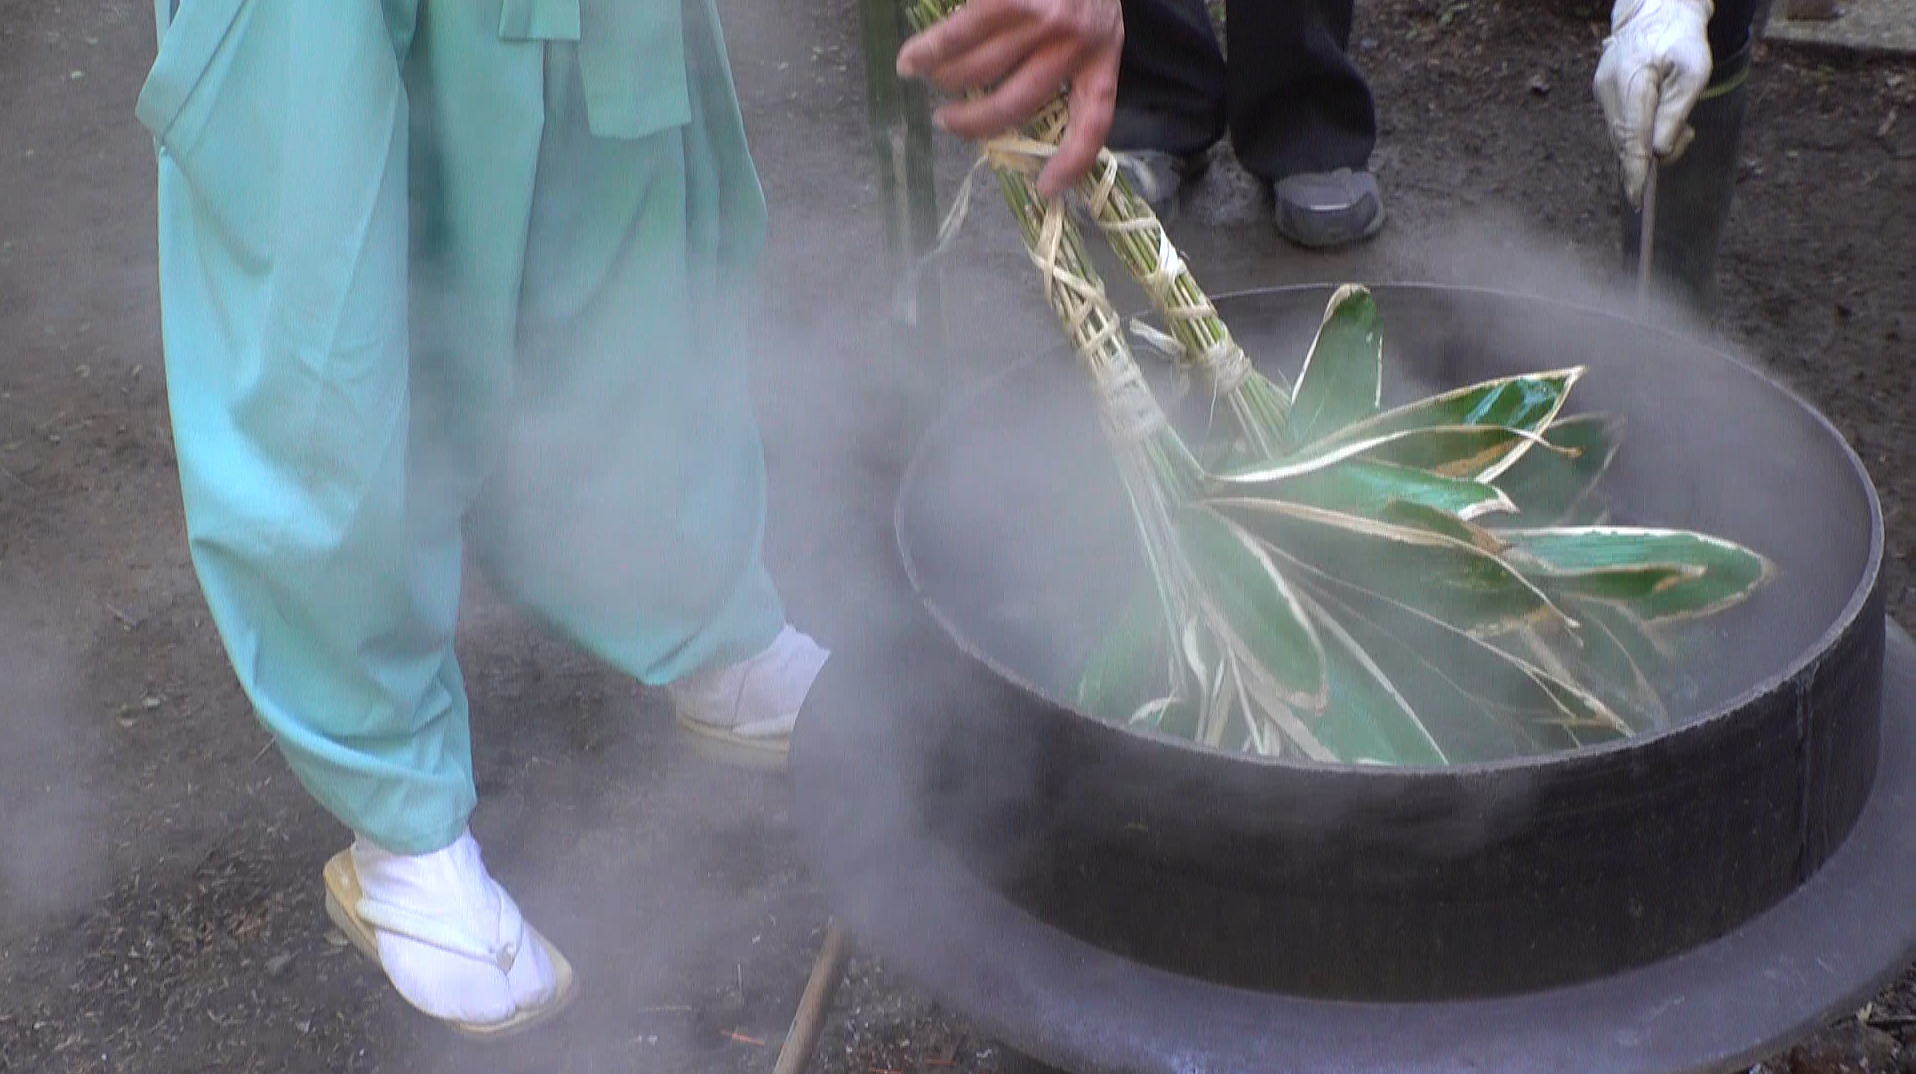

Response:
(1594, 0), (1759, 315)
(1594, 0), (1714, 208)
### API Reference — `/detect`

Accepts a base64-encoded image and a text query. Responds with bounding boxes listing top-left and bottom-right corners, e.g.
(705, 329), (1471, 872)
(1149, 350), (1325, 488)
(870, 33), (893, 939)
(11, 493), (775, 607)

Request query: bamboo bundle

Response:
(906, 0), (1294, 459)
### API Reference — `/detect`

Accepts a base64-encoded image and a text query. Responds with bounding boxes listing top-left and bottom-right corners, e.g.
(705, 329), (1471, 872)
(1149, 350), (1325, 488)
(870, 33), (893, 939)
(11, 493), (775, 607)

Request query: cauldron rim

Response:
(895, 281), (1887, 779)
(791, 624), (1916, 1074)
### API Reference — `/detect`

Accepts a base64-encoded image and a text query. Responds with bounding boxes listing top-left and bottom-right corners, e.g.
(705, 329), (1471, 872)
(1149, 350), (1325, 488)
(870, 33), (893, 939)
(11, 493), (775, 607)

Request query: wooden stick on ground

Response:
(773, 923), (855, 1074)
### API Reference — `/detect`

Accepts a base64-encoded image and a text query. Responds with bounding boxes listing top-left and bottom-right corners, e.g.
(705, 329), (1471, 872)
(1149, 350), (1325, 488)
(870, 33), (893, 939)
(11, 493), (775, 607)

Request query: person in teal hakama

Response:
(139, 0), (1122, 1036)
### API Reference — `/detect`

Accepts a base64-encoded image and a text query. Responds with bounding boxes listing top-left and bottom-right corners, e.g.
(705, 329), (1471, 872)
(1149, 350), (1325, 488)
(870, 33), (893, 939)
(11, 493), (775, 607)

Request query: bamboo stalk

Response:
(861, 0), (947, 442)
(1022, 97), (1294, 455)
(901, 0), (1214, 698)
(988, 125), (1207, 636)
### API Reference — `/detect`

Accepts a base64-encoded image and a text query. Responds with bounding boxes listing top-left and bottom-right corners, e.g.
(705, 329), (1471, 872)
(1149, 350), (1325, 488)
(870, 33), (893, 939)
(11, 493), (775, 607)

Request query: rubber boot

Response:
(1621, 42), (1753, 318)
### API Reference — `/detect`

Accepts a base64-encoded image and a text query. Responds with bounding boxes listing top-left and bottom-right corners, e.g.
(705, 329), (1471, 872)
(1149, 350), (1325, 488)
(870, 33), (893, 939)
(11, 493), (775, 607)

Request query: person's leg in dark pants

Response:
(1110, 0), (1228, 159)
(1620, 0), (1761, 314)
(1708, 0), (1763, 60)
(1107, 0), (1228, 214)
(1224, 0), (1376, 181)
(1108, 0), (1383, 245)
(1226, 0), (1384, 247)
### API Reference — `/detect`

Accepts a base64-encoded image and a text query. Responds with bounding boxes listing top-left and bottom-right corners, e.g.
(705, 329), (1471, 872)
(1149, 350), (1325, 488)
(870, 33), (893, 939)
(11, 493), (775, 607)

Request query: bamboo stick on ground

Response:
(773, 924), (854, 1074)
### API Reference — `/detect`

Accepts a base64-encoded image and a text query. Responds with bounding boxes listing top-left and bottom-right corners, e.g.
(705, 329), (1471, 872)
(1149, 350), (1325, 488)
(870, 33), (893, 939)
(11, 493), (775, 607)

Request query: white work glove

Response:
(1593, 0), (1715, 206)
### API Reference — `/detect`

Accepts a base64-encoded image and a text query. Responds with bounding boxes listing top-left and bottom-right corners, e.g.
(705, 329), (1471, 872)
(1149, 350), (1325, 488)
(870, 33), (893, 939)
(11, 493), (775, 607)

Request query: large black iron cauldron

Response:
(792, 286), (1909, 1072)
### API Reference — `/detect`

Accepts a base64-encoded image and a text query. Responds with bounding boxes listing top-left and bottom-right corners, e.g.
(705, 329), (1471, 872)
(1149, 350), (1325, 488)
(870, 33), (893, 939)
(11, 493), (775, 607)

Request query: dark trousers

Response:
(1710, 0), (1763, 64)
(1109, 0), (1376, 183)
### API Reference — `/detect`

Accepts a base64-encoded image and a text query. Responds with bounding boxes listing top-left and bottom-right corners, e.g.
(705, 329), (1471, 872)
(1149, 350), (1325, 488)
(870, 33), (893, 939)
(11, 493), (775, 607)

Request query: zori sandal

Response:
(322, 849), (578, 1040)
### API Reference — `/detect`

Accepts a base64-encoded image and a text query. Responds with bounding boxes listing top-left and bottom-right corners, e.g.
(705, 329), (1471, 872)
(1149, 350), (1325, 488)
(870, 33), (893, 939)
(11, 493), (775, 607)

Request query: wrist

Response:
(1611, 0), (1713, 32)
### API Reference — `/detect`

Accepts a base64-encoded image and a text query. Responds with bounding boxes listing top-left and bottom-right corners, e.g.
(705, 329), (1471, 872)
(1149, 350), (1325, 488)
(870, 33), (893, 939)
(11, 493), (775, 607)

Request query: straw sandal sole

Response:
(673, 706), (791, 773)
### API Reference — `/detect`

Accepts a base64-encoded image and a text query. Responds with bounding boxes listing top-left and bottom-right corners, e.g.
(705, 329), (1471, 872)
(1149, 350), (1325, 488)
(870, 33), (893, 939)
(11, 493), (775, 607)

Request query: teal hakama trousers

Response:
(138, 0), (784, 854)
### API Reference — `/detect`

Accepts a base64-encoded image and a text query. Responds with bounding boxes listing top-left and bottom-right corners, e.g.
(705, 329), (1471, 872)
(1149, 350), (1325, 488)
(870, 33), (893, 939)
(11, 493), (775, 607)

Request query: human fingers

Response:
(918, 20), (1054, 93)
(897, 0), (1019, 78)
(1649, 43), (1711, 158)
(932, 36), (1089, 138)
(1600, 53), (1661, 206)
(1036, 42), (1120, 197)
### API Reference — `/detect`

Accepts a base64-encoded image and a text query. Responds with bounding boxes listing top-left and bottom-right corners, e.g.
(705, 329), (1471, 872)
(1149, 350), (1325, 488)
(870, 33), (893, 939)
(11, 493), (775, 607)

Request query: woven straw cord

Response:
(955, 129), (1168, 444)
(1018, 99), (1256, 397)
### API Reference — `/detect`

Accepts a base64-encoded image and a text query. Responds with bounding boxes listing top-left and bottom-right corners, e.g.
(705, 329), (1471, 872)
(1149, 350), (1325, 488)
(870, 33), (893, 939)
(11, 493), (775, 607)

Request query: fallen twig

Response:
(0, 463), (35, 492)
(773, 923), (854, 1074)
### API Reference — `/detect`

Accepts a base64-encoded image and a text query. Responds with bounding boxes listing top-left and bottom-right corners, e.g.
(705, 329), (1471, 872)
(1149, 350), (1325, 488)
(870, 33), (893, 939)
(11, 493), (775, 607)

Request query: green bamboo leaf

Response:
(1558, 599), (1670, 728)
(1171, 611), (1331, 760)
(1204, 497), (1569, 636)
(1231, 669), (1338, 760)
(1214, 422), (1568, 487)
(1290, 285), (1384, 444)
(1496, 413), (1622, 524)
(1576, 598), (1674, 678)
(1074, 584), (1172, 723)
(1529, 671), (1633, 735)
(1312, 368), (1583, 481)
(1211, 458), (1515, 521)
(1530, 563), (1702, 604)
(1193, 621), (1235, 748)
(1293, 593), (1449, 765)
(1372, 499), (1510, 554)
(1289, 565), (1629, 756)
(1301, 584), (1555, 760)
(1127, 695), (1173, 727)
(1175, 507), (1330, 713)
(1140, 691), (1204, 741)
(1364, 425), (1554, 481)
(1508, 627), (1644, 730)
(1504, 526), (1772, 621)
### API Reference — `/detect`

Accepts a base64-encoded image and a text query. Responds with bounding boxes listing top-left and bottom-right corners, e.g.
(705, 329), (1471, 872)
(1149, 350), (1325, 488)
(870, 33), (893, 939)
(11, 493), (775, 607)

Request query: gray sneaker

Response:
(1108, 150), (1196, 220)
(1273, 168), (1386, 249)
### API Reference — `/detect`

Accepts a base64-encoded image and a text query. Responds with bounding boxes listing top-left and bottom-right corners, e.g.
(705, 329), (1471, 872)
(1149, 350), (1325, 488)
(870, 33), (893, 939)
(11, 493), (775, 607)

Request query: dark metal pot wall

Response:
(892, 285), (1887, 1000)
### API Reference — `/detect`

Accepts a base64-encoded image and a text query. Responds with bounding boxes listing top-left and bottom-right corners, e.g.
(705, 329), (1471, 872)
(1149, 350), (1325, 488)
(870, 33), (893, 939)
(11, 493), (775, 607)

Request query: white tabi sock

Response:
(349, 830), (558, 1026)
(669, 625), (831, 739)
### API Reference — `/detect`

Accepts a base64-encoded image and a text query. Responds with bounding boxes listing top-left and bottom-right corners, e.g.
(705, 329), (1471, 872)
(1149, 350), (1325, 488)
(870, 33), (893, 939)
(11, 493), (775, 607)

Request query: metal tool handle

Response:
(1636, 162), (1660, 316)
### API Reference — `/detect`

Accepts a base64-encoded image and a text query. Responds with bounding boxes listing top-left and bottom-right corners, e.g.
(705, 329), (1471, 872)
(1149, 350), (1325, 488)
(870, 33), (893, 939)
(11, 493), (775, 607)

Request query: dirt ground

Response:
(0, 0), (1910, 1072)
